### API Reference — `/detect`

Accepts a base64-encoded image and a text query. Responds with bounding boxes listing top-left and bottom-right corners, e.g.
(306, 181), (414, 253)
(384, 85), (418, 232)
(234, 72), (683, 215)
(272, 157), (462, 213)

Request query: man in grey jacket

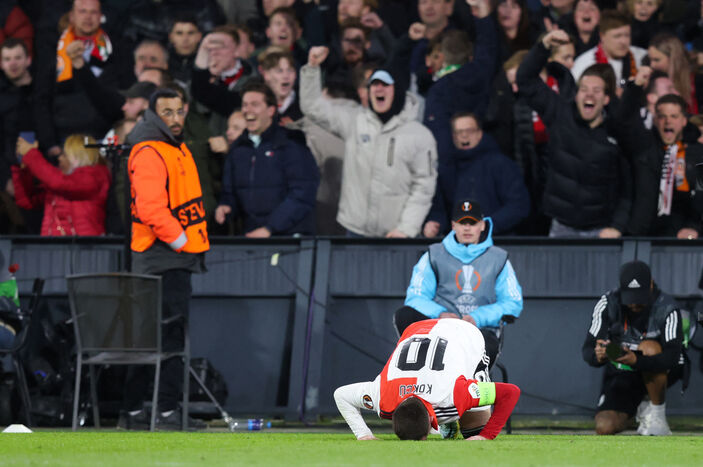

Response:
(300, 46), (437, 237)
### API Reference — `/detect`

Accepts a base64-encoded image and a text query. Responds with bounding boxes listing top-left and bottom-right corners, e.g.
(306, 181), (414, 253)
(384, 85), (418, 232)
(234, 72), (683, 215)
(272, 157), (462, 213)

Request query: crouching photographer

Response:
(582, 261), (685, 436)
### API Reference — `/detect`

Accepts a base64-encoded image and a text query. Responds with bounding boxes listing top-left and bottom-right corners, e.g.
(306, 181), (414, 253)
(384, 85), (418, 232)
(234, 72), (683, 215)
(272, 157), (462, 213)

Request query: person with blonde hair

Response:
(648, 32), (700, 114)
(11, 134), (111, 236)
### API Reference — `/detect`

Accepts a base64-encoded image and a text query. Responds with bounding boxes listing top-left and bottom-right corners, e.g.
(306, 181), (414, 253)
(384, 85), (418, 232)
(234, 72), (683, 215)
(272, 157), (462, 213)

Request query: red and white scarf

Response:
(594, 43), (637, 85)
(658, 142), (689, 216)
(56, 25), (112, 82)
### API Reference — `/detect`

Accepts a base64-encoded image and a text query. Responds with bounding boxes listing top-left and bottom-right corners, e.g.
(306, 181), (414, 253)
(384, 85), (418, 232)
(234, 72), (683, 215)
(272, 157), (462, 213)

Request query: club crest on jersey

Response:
(398, 383), (432, 397)
(468, 382), (480, 400)
(362, 394), (374, 410)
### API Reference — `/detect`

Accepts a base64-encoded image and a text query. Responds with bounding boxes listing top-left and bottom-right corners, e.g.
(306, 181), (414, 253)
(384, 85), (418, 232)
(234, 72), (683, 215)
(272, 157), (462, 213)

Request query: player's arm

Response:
(333, 382), (379, 440)
(454, 378), (520, 440)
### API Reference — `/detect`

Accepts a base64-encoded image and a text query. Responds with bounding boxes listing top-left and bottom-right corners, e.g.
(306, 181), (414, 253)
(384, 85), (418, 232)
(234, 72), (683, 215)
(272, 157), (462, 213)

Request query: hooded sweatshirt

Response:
(300, 64), (437, 237)
(428, 134), (531, 235)
(404, 218), (523, 328)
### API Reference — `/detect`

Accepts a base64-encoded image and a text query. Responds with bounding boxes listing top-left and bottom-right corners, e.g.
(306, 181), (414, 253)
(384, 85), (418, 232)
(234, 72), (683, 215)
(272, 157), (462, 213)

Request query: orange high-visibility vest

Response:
(129, 141), (209, 253)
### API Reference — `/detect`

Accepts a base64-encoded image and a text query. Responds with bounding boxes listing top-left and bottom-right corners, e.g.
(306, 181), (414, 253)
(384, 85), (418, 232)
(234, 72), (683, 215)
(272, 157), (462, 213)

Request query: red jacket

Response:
(11, 148), (111, 236)
(0, 6), (33, 56)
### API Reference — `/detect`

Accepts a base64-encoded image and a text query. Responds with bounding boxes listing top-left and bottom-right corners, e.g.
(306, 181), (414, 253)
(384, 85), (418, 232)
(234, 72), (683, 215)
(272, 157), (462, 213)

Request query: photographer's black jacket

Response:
(582, 285), (683, 372)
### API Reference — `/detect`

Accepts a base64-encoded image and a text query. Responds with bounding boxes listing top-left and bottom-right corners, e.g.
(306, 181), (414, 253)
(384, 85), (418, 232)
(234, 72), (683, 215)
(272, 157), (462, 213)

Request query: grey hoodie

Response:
(300, 65), (438, 237)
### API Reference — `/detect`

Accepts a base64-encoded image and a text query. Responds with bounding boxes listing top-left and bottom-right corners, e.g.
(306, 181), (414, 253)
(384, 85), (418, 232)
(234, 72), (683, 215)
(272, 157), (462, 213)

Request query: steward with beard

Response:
(300, 46), (437, 238)
(121, 88), (208, 430)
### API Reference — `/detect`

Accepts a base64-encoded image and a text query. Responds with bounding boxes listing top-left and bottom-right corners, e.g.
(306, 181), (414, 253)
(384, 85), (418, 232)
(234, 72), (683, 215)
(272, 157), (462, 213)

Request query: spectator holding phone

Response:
(11, 134), (110, 236)
(582, 260), (685, 436)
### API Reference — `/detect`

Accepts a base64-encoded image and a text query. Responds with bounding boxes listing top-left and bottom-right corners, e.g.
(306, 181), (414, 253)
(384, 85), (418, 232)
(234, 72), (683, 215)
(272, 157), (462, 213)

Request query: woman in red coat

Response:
(12, 134), (111, 236)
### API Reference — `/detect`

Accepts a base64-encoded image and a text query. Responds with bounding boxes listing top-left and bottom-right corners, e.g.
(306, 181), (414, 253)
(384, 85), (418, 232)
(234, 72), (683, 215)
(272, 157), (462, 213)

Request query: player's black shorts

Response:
(597, 363), (683, 416)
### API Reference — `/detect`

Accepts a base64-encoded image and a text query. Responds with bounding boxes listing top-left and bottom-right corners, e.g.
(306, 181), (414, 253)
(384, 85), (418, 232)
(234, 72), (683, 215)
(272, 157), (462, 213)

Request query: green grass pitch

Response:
(2, 432), (703, 466)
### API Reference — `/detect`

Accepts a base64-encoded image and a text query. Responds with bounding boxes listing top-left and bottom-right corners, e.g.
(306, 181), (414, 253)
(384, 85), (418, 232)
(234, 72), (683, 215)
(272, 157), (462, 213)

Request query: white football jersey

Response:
(334, 319), (487, 439)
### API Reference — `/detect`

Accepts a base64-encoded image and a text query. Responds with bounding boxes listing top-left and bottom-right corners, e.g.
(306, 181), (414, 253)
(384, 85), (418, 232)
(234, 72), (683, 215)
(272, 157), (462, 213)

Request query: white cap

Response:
(368, 70), (394, 85)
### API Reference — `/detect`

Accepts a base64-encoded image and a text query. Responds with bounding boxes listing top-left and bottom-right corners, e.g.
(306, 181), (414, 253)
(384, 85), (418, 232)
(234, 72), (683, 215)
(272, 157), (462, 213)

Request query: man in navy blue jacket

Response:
(424, 112), (531, 237)
(214, 81), (319, 236)
(422, 0), (496, 168)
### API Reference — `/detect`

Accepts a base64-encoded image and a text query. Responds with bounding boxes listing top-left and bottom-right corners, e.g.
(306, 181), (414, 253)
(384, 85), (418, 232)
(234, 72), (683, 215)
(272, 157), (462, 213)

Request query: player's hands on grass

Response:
(595, 339), (609, 363)
(466, 435), (488, 441)
(358, 435), (379, 440)
(615, 347), (637, 366)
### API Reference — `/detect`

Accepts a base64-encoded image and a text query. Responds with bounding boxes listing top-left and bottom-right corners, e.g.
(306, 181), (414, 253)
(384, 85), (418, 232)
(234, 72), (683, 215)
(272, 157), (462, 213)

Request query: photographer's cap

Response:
(452, 199), (483, 225)
(121, 81), (157, 100)
(368, 70), (394, 86)
(619, 260), (651, 305)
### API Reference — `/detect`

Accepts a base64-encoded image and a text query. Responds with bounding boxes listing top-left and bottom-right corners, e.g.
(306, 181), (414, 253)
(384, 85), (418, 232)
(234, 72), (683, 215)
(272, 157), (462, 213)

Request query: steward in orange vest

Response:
(120, 90), (209, 428)
(127, 95), (208, 275)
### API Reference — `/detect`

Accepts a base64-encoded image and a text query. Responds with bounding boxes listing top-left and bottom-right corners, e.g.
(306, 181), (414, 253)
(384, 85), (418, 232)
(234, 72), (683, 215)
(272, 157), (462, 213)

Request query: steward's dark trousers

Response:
(122, 269), (191, 412)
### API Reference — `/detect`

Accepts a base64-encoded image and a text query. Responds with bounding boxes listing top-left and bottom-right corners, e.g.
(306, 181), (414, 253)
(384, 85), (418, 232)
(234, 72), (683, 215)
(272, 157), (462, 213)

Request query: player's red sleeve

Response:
(479, 383), (520, 440)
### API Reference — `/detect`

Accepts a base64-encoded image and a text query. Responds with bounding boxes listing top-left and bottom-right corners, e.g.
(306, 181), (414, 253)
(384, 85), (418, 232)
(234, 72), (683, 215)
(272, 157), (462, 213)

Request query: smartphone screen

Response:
(17, 131), (36, 164)
(19, 131), (36, 144)
(606, 342), (625, 360)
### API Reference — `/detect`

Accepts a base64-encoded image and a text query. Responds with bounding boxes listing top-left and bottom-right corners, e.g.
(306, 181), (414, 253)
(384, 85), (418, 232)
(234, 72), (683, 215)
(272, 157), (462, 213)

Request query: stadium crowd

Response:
(1, 0), (703, 239)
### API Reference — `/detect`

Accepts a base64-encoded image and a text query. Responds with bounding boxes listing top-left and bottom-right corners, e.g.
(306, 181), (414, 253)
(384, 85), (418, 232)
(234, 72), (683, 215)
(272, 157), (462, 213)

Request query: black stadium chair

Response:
(67, 273), (190, 431)
(492, 314), (516, 434)
(0, 278), (45, 427)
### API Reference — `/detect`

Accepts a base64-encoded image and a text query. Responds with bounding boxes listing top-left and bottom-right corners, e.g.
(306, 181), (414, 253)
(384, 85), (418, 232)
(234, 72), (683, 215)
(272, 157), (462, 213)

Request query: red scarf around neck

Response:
(594, 43), (637, 83)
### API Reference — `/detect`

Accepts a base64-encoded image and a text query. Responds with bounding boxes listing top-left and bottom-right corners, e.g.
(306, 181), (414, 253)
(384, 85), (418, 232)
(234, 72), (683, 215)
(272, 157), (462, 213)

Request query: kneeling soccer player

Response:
(334, 319), (520, 440)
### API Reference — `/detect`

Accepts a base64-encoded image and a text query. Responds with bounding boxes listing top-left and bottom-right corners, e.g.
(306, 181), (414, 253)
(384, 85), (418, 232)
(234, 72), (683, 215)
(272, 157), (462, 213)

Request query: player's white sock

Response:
(649, 403), (666, 416)
(641, 402), (671, 436)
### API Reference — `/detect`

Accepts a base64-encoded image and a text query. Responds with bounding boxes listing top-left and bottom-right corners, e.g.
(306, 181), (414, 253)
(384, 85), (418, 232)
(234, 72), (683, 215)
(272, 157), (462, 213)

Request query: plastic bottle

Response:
(230, 418), (272, 431)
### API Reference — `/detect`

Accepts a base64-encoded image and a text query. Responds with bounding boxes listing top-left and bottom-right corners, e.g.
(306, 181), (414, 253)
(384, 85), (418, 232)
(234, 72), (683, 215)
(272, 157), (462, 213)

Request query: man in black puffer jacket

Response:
(517, 29), (632, 238)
